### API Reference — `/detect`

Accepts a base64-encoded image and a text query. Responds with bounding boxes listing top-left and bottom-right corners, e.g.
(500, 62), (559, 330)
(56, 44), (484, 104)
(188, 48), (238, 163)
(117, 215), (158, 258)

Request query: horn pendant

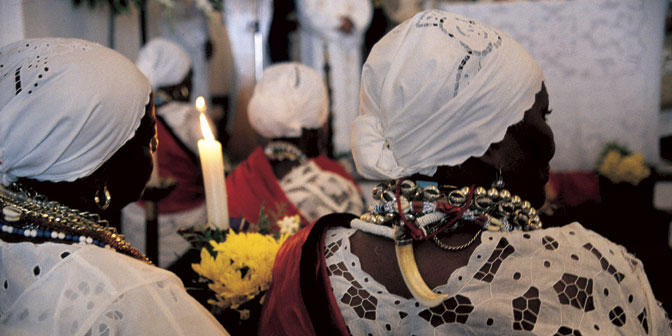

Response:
(395, 243), (449, 307)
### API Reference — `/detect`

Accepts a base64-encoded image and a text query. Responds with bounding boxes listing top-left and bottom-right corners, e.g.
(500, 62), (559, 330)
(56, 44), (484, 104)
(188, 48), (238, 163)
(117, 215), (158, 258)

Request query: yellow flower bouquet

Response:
(187, 202), (302, 322)
(597, 142), (651, 186)
(596, 142), (655, 207)
(192, 230), (289, 319)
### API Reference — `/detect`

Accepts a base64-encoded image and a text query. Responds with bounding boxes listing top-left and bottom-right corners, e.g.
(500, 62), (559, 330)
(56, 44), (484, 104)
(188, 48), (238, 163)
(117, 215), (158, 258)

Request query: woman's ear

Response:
(478, 140), (504, 168)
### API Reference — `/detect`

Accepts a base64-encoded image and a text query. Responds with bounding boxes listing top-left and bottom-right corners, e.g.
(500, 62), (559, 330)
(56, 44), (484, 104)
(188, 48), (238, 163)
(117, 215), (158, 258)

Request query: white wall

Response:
(13, 0), (232, 96)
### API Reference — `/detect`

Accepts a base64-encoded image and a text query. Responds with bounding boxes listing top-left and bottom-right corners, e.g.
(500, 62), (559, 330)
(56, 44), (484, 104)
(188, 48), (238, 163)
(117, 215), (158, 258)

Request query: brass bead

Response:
(527, 216), (542, 230)
(384, 213), (396, 222)
(474, 187), (487, 197)
(513, 211), (529, 227)
(487, 188), (499, 200)
(511, 195), (522, 207)
(374, 215), (385, 225)
(521, 201), (531, 211)
(527, 208), (537, 218)
(372, 183), (387, 201)
(460, 186), (470, 195)
(499, 189), (511, 202)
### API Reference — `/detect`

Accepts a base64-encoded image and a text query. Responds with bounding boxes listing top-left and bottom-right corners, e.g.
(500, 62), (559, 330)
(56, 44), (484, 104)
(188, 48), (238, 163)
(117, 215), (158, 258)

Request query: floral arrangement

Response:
(597, 142), (651, 186)
(188, 202), (301, 320)
(191, 230), (289, 319)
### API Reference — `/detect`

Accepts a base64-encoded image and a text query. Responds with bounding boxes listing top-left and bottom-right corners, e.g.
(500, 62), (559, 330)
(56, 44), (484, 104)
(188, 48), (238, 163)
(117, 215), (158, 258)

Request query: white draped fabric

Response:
(437, 0), (668, 170)
(222, 0), (273, 124)
(158, 1), (211, 102)
(326, 223), (671, 335)
(296, 0), (373, 154)
(280, 161), (364, 224)
(0, 241), (228, 335)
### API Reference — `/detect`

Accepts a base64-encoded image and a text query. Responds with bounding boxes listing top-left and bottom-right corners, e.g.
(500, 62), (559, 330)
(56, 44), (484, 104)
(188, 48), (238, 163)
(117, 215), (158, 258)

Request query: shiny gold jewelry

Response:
(94, 185), (111, 210)
(354, 178), (543, 308)
(431, 230), (482, 251)
(0, 183), (150, 264)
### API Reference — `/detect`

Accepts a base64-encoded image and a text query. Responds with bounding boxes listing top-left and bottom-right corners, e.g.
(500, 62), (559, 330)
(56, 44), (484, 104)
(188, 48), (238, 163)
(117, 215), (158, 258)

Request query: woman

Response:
(0, 38), (228, 335)
(226, 62), (364, 231)
(259, 10), (671, 335)
(122, 37), (210, 268)
(296, 0), (373, 155)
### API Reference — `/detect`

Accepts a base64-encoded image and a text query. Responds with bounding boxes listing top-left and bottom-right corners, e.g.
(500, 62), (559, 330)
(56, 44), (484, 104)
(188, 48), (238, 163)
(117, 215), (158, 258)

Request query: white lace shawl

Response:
(279, 160), (365, 223)
(0, 241), (228, 336)
(325, 223), (671, 335)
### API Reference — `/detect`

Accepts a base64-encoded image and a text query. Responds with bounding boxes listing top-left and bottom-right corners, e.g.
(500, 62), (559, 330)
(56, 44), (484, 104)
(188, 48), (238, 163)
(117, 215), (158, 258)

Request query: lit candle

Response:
(196, 97), (229, 230)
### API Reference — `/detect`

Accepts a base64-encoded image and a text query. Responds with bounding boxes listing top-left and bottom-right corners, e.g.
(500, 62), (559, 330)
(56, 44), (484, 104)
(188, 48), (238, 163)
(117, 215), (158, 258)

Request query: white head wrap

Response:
(352, 10), (544, 180)
(0, 38), (151, 185)
(248, 62), (328, 139)
(135, 38), (191, 90)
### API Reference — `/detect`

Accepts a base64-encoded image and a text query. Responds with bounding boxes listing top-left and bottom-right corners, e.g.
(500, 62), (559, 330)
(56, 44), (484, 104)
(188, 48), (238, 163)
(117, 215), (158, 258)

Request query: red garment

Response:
(138, 117), (205, 213)
(226, 147), (359, 228)
(547, 170), (600, 207)
(258, 214), (355, 336)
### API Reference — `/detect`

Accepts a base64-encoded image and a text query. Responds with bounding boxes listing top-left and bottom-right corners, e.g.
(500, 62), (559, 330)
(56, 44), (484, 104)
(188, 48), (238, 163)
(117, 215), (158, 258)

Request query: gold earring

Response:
(94, 185), (111, 210)
(492, 169), (505, 190)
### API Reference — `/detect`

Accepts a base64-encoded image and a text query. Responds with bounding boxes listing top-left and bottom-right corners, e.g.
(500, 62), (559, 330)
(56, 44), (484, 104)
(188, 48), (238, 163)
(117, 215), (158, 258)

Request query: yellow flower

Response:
(616, 153), (650, 185)
(191, 230), (289, 315)
(598, 149), (651, 185)
(598, 150), (623, 182)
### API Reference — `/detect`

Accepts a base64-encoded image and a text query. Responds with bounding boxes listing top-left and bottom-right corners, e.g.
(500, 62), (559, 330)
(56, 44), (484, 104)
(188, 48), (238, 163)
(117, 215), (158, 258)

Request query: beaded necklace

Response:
(0, 183), (151, 264)
(354, 179), (542, 249)
(264, 141), (307, 163)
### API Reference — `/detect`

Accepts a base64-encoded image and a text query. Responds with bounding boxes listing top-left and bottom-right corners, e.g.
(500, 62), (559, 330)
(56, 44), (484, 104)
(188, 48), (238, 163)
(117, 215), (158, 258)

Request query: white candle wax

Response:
(197, 98), (229, 229)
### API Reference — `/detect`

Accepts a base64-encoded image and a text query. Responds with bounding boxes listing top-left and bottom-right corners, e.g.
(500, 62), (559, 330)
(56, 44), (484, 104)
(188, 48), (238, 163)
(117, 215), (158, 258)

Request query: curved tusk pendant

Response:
(395, 243), (450, 307)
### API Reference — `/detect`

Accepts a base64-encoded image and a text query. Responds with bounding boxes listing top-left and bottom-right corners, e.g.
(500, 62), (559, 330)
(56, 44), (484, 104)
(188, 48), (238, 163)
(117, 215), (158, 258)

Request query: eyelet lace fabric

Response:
(280, 161), (364, 223)
(0, 241), (228, 335)
(325, 223), (671, 335)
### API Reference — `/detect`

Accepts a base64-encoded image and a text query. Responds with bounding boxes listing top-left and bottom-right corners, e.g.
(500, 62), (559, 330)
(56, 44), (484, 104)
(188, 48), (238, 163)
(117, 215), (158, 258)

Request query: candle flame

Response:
(200, 113), (215, 141)
(195, 96), (206, 113)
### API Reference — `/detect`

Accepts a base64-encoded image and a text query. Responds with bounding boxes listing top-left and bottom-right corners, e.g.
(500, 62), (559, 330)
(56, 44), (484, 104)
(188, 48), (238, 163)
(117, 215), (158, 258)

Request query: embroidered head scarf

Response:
(352, 10), (544, 180)
(0, 38), (151, 185)
(135, 37), (191, 90)
(248, 62), (328, 139)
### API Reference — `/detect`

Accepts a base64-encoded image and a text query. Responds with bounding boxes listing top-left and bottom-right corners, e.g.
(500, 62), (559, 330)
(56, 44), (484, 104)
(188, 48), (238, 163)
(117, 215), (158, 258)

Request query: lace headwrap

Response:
(0, 38), (151, 185)
(248, 62), (328, 139)
(135, 38), (191, 90)
(352, 10), (543, 180)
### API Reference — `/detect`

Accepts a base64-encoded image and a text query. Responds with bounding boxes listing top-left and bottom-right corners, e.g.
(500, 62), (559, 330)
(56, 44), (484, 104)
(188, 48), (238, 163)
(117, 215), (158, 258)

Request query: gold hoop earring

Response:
(94, 185), (111, 210)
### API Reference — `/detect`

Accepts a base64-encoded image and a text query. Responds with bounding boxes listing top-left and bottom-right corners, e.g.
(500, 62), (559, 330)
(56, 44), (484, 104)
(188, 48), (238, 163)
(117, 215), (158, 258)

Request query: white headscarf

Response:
(248, 62), (328, 139)
(352, 10), (544, 180)
(0, 38), (151, 185)
(135, 38), (191, 90)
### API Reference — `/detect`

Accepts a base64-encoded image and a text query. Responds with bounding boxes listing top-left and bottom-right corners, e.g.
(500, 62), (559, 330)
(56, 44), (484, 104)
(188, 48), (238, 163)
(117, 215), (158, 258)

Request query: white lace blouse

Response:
(0, 241), (228, 335)
(325, 223), (671, 335)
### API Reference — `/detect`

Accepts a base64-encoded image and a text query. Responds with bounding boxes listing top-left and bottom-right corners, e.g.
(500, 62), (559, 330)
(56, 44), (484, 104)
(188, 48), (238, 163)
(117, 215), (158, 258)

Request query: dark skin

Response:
(267, 127), (324, 180)
(16, 96), (159, 222)
(350, 83), (554, 298)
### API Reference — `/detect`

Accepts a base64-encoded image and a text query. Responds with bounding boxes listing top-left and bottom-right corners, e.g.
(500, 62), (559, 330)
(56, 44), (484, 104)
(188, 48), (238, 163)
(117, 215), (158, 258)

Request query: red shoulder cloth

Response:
(225, 147), (306, 228)
(259, 213), (355, 335)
